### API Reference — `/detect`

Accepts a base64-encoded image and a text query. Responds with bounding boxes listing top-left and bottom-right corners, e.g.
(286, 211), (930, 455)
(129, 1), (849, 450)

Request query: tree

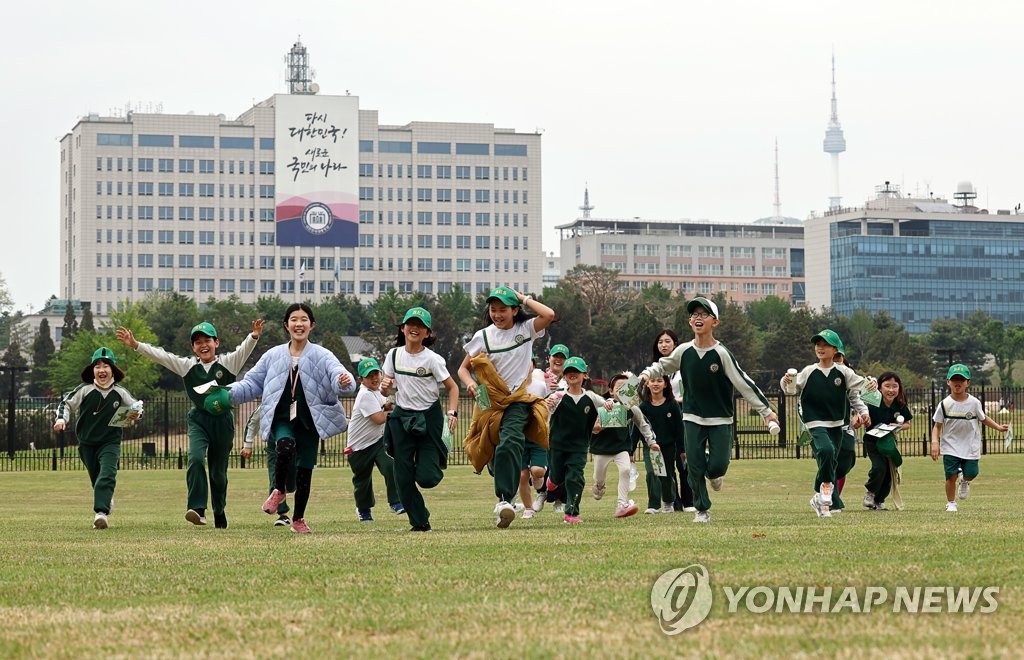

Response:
(560, 265), (634, 326)
(0, 272), (14, 317)
(713, 296), (764, 384)
(429, 285), (477, 373)
(27, 318), (56, 396)
(746, 296), (793, 332)
(138, 292), (199, 390)
(925, 315), (988, 380)
(61, 304), (79, 343)
(0, 317), (29, 400)
(79, 304), (96, 333)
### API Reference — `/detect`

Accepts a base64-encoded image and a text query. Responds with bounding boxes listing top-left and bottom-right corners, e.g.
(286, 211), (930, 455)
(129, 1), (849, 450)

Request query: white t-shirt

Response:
(383, 346), (450, 412)
(527, 368), (550, 398)
(463, 318), (544, 391)
(932, 394), (986, 459)
(346, 385), (387, 453)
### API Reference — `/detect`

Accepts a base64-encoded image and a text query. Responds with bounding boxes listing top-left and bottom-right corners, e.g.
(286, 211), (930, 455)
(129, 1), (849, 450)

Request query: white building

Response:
(558, 216), (805, 304)
(59, 96), (542, 314)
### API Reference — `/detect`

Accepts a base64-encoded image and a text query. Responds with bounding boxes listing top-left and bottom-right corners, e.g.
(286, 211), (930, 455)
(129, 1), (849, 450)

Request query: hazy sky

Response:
(3, 1), (1021, 313)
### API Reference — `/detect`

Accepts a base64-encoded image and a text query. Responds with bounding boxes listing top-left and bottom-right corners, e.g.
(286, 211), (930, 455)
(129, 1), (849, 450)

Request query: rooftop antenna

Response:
(822, 51), (846, 210)
(285, 37), (318, 95)
(773, 138), (782, 219)
(953, 181), (977, 209)
(579, 185), (594, 219)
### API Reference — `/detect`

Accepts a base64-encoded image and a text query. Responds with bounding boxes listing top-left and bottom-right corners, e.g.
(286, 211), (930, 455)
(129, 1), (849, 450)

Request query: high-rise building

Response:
(58, 46), (542, 314)
(804, 181), (1024, 334)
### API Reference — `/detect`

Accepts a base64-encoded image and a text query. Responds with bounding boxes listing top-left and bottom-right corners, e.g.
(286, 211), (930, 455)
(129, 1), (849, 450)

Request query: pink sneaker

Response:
(290, 518), (311, 534)
(615, 501), (639, 518)
(563, 514), (582, 524)
(262, 489), (286, 514)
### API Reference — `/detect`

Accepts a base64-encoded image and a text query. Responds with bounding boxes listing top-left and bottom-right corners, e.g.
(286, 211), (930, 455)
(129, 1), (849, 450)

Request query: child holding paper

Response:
(863, 371), (911, 510)
(53, 347), (141, 529)
(931, 364), (1008, 512)
(633, 376), (681, 514)
(591, 372), (659, 518)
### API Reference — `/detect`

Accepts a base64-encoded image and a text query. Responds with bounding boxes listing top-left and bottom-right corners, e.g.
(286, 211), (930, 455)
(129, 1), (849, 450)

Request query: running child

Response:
(931, 363), (1008, 512)
(634, 375), (682, 514)
(346, 358), (404, 522)
(53, 347), (141, 529)
(864, 371), (912, 510)
(241, 404), (296, 527)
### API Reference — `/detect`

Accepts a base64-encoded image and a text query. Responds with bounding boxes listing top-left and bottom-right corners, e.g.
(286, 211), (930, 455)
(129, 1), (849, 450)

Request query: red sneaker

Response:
(290, 518), (312, 534)
(563, 514), (582, 524)
(262, 489), (286, 514)
(615, 501), (639, 518)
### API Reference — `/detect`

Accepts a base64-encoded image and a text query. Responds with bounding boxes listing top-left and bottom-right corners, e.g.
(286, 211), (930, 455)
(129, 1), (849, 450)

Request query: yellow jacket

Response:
(463, 353), (549, 474)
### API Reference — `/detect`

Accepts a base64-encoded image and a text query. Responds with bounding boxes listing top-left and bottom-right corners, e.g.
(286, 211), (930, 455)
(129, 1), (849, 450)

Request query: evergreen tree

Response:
(79, 303), (95, 332)
(61, 304), (78, 343)
(28, 319), (55, 396)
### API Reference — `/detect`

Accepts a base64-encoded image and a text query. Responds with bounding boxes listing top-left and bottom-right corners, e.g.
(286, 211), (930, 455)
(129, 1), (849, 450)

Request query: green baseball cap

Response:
(563, 356), (588, 373)
(486, 287), (520, 307)
(686, 297), (719, 318)
(947, 363), (972, 380)
(203, 387), (232, 416)
(401, 307), (432, 329)
(190, 322), (218, 341)
(82, 346), (125, 383)
(549, 344), (570, 358)
(811, 329), (843, 349)
(357, 358), (382, 378)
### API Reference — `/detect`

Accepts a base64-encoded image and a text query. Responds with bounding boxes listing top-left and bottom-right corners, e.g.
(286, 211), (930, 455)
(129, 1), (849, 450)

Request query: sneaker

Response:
(532, 490), (547, 512)
(563, 513), (582, 524)
(644, 507), (660, 514)
(628, 465), (638, 492)
(830, 507), (843, 513)
(810, 494), (825, 517)
(710, 476), (724, 492)
(93, 512), (109, 529)
(693, 510), (711, 523)
(957, 477), (971, 500)
(274, 515), (291, 527)
(410, 524), (433, 532)
(662, 502), (674, 513)
(357, 508), (373, 522)
(263, 489), (286, 514)
(874, 502), (887, 511)
(185, 509), (207, 526)
(945, 501), (958, 513)
(593, 482), (606, 500)
(522, 508), (536, 520)
(615, 501), (639, 518)
(214, 512), (228, 529)
(863, 491), (876, 509)
(683, 506), (697, 513)
(390, 503), (406, 515)
(495, 501), (516, 529)
(291, 518), (312, 534)
(513, 503), (526, 513)
(553, 503), (564, 514)
(819, 482), (833, 507)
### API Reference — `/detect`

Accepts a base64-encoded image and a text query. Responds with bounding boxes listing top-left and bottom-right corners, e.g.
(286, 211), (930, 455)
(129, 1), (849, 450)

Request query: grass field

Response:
(1, 455), (1022, 658)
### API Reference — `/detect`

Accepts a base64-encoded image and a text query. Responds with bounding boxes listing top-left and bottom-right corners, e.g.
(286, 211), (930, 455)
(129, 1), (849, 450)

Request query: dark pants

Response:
(185, 408), (234, 514)
(348, 441), (400, 510)
(672, 442), (694, 510)
(548, 448), (587, 516)
(493, 402), (529, 502)
(810, 426), (842, 491)
(643, 441), (677, 510)
(684, 421), (731, 513)
(863, 437), (892, 503)
(388, 405), (445, 529)
(79, 440), (121, 514)
(266, 439), (296, 515)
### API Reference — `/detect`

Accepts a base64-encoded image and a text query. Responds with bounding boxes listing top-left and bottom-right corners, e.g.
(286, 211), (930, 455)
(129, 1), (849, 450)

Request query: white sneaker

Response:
(874, 502), (887, 510)
(93, 512), (109, 529)
(710, 476), (724, 492)
(522, 508), (536, 520)
(683, 506), (697, 513)
(957, 478), (971, 500)
(693, 510), (711, 523)
(644, 507), (659, 514)
(592, 482), (606, 500)
(495, 501), (516, 528)
(532, 490), (546, 512)
(810, 494), (825, 518)
(513, 503), (525, 513)
(946, 501), (958, 513)
(553, 503), (564, 514)
(662, 502), (674, 513)
(629, 465), (638, 491)
(863, 491), (876, 509)
(185, 509), (207, 526)
(819, 482), (833, 507)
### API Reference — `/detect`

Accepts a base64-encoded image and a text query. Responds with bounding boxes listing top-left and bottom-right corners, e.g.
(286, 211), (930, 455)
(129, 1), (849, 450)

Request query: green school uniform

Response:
(549, 392), (600, 517)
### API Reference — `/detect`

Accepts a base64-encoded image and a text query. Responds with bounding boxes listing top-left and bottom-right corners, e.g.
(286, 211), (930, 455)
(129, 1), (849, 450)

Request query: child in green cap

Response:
(781, 329), (869, 518)
(931, 363), (1008, 512)
(117, 318), (263, 528)
(346, 357), (403, 522)
(53, 347), (142, 529)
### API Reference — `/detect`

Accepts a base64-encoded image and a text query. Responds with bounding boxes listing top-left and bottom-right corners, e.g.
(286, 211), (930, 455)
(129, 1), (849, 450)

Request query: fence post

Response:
(163, 391), (170, 458)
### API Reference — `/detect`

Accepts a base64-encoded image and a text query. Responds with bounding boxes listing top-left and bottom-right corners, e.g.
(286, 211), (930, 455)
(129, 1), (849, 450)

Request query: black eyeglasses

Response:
(689, 312), (712, 320)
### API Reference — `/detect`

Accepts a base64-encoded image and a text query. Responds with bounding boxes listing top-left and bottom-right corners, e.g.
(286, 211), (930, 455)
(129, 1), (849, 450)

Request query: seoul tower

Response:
(822, 54), (846, 210)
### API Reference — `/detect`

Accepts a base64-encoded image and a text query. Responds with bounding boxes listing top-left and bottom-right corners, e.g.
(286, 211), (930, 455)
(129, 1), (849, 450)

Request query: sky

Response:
(3, 1), (1022, 314)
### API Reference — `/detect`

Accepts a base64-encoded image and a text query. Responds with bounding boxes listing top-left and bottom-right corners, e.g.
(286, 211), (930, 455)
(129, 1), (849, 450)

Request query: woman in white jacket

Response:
(230, 303), (356, 533)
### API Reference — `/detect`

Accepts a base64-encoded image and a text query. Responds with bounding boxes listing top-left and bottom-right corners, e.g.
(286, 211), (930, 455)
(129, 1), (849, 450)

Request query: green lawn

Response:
(1, 455), (1022, 657)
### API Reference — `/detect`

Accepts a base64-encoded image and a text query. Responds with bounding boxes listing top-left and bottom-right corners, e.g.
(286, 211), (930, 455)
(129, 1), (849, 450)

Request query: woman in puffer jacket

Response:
(230, 302), (356, 533)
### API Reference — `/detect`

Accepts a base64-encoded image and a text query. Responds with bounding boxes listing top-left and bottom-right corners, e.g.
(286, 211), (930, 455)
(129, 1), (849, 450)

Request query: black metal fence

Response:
(2, 386), (1020, 472)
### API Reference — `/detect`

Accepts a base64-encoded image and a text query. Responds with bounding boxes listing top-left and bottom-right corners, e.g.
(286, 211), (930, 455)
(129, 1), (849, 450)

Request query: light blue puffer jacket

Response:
(230, 342), (356, 440)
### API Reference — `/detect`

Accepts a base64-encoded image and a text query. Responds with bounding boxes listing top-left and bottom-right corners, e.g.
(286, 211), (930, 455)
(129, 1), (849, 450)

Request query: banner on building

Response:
(274, 94), (359, 246)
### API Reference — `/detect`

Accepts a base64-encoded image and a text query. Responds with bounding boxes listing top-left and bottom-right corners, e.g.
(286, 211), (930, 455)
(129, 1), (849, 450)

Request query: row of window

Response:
(358, 163), (528, 181)
(95, 205), (270, 222)
(95, 228), (276, 246)
(360, 141), (527, 157)
(97, 182), (273, 199)
(357, 187), (528, 204)
(97, 134), (273, 150)
(616, 281), (789, 296)
(96, 157), (272, 175)
(94, 278), (525, 299)
(604, 262), (789, 277)
(358, 210), (529, 228)
(601, 243), (790, 259)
